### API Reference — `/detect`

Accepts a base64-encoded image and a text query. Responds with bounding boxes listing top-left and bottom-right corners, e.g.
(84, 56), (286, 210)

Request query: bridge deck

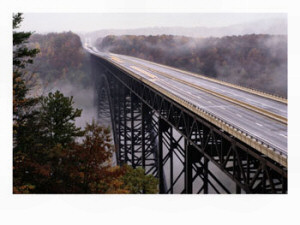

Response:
(86, 46), (287, 167)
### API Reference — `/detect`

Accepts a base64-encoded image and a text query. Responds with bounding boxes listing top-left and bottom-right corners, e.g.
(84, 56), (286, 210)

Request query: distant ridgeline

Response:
(97, 34), (287, 98)
(28, 32), (91, 89)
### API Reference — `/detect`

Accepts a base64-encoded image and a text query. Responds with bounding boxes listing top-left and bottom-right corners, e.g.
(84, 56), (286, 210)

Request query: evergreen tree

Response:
(13, 13), (41, 192)
(13, 13), (40, 70)
(38, 91), (84, 148)
(13, 13), (40, 152)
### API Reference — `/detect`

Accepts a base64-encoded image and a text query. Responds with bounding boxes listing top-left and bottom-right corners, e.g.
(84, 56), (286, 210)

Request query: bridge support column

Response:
(141, 102), (146, 170)
(203, 157), (209, 194)
(158, 117), (166, 193)
(169, 127), (174, 194)
(185, 140), (193, 194)
(130, 92), (135, 168)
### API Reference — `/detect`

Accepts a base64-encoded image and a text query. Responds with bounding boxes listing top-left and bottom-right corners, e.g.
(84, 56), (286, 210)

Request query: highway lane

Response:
(114, 53), (287, 118)
(85, 46), (287, 162)
(127, 64), (287, 154)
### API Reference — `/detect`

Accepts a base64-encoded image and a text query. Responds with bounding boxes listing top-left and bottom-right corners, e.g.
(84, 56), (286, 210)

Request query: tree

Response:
(13, 13), (40, 70)
(66, 121), (116, 193)
(56, 121), (158, 194)
(119, 165), (158, 194)
(13, 13), (40, 192)
(13, 13), (40, 150)
(38, 91), (84, 148)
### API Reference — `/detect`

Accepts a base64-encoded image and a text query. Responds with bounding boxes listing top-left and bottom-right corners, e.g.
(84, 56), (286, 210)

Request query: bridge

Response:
(85, 45), (287, 194)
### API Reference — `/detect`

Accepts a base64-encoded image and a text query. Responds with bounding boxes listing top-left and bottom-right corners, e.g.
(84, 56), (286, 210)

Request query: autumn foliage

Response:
(13, 13), (158, 194)
(28, 32), (91, 89)
(14, 118), (158, 194)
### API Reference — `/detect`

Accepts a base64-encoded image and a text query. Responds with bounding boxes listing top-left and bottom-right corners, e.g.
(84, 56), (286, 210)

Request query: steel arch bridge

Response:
(90, 54), (287, 194)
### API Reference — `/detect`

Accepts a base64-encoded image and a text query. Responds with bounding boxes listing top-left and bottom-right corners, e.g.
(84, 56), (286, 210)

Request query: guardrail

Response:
(145, 66), (287, 124)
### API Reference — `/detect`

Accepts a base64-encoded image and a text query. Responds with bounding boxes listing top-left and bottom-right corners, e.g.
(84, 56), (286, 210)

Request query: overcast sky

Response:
(21, 13), (286, 33)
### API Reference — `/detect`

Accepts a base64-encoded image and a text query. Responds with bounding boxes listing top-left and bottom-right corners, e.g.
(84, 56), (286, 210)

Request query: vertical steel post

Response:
(233, 145), (241, 193)
(124, 93), (128, 163)
(131, 92), (135, 168)
(170, 127), (174, 194)
(141, 103), (146, 169)
(236, 173), (242, 193)
(185, 140), (193, 194)
(118, 85), (122, 164)
(203, 157), (208, 194)
(282, 172), (287, 194)
(158, 118), (165, 193)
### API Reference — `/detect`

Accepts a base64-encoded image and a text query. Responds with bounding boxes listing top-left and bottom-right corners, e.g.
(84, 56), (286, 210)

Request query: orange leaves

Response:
(13, 117), (157, 193)
(13, 184), (35, 194)
(15, 76), (23, 83)
(79, 172), (85, 180)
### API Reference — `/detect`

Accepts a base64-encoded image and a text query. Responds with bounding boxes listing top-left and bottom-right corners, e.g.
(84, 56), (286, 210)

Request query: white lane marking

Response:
(207, 101), (212, 104)
(279, 134), (287, 138)
(236, 113), (242, 118)
(256, 123), (263, 127)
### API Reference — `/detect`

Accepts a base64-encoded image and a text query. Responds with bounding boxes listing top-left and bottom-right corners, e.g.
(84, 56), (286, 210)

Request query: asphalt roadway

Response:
(85, 46), (287, 158)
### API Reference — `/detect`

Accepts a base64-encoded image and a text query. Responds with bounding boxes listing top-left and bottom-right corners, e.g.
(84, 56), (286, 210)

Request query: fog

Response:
(98, 34), (287, 97)
(22, 13), (286, 34)
(40, 81), (98, 129)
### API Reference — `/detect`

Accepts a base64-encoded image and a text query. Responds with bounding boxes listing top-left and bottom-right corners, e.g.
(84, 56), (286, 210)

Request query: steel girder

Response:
(93, 59), (159, 175)
(91, 55), (287, 194)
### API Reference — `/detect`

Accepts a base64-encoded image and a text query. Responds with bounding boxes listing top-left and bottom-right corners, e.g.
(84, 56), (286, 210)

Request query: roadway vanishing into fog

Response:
(84, 45), (287, 167)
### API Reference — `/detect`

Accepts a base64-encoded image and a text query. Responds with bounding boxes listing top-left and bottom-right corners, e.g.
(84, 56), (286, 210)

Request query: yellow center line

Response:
(130, 66), (158, 80)
(110, 56), (123, 64)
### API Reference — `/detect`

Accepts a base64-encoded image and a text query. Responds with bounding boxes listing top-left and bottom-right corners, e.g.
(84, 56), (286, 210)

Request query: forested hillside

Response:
(28, 32), (91, 89)
(28, 32), (97, 128)
(97, 34), (287, 97)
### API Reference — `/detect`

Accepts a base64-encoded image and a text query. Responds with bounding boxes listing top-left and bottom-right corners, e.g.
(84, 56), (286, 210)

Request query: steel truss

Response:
(91, 55), (287, 194)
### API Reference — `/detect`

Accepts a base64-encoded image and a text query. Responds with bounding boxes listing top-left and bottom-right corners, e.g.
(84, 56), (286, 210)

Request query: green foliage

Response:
(13, 13), (22, 29)
(13, 13), (41, 191)
(14, 90), (83, 193)
(121, 165), (158, 194)
(13, 12), (40, 142)
(13, 13), (39, 70)
(38, 91), (83, 148)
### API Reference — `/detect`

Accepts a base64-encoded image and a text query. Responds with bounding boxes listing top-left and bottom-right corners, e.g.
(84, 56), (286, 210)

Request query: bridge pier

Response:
(158, 118), (165, 193)
(185, 141), (193, 194)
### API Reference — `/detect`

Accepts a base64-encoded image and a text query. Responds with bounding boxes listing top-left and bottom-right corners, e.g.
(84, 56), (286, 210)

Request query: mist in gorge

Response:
(27, 32), (101, 129)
